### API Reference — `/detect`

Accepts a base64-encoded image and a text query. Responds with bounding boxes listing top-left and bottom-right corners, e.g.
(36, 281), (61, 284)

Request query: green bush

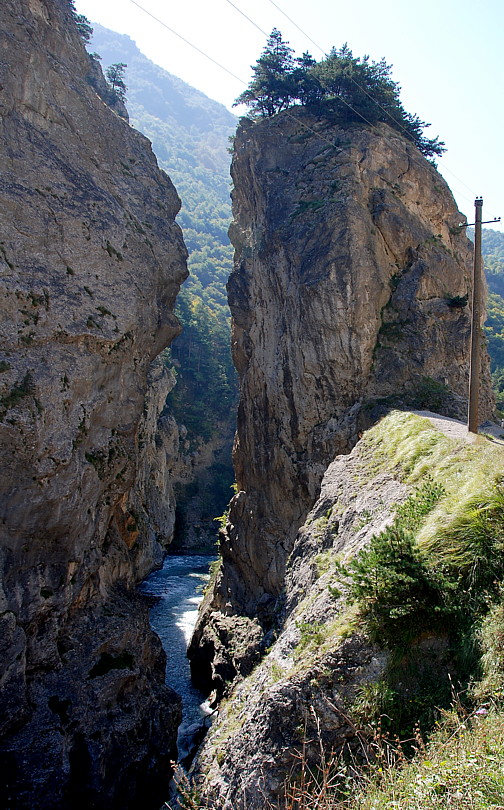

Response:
(345, 480), (450, 647)
(346, 526), (454, 647)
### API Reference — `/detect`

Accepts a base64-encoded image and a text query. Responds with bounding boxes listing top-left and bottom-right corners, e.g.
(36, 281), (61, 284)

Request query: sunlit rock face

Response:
(190, 109), (492, 689)
(0, 0), (188, 806)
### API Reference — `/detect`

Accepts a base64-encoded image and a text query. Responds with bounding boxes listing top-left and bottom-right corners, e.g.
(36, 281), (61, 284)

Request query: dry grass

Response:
(272, 708), (504, 810)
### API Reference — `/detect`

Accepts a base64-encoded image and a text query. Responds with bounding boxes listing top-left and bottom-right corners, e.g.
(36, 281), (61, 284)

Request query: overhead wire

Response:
(126, 0), (382, 153)
(244, 0), (475, 206)
(266, 0), (325, 57)
(127, 0), (245, 85)
(223, 0), (269, 37)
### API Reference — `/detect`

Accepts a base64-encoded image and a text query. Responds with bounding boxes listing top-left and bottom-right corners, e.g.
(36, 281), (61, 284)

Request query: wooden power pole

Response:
(468, 197), (483, 434)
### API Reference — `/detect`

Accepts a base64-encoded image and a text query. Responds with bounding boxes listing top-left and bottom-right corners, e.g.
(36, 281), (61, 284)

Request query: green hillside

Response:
(89, 25), (238, 546)
(481, 230), (504, 410)
(464, 228), (504, 408)
(90, 24), (237, 428)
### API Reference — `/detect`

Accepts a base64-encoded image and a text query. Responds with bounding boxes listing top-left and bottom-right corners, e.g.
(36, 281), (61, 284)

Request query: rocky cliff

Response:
(190, 110), (493, 693)
(88, 25), (238, 554)
(0, 1), (187, 807)
(193, 411), (504, 808)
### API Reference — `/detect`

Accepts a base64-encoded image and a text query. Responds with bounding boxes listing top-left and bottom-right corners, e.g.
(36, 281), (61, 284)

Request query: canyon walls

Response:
(190, 110), (493, 690)
(0, 0), (188, 806)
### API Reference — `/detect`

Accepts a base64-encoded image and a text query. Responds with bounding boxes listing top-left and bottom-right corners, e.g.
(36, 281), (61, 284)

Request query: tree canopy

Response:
(105, 62), (128, 102)
(235, 31), (445, 159)
(68, 0), (93, 44)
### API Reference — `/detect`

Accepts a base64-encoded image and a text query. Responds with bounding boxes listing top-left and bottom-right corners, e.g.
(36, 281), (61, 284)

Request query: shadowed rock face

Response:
(190, 111), (493, 687)
(0, 0), (188, 807)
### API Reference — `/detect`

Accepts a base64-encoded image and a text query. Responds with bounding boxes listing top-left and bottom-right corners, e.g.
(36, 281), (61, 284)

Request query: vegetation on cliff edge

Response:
(236, 30), (445, 159)
(171, 413), (504, 808)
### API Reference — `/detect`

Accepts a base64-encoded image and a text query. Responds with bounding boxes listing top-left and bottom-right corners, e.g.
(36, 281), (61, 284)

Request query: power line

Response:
(127, 0), (246, 86)
(125, 0), (458, 213)
(223, 0), (269, 37)
(267, 0), (419, 142)
(266, 0), (500, 222)
(126, 0), (378, 145)
(128, 0), (499, 225)
(229, 0), (449, 179)
(266, 0), (325, 57)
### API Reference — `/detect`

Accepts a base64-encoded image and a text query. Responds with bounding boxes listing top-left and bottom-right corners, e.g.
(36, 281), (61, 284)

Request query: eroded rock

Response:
(192, 111), (493, 669)
(192, 412), (489, 807)
(0, 0), (187, 806)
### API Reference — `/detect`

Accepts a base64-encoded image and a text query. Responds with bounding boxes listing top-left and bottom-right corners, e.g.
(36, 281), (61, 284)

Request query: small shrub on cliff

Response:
(68, 1), (93, 44)
(346, 526), (454, 647)
(345, 479), (452, 647)
(472, 598), (504, 704)
(348, 481), (504, 661)
(422, 484), (504, 617)
(105, 62), (128, 103)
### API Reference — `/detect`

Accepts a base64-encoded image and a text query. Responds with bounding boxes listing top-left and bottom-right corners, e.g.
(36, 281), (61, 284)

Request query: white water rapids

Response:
(139, 554), (216, 761)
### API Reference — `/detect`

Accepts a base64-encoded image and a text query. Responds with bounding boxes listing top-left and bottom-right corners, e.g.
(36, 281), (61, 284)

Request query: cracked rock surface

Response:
(222, 112), (493, 615)
(191, 109), (493, 694)
(0, 1), (187, 807)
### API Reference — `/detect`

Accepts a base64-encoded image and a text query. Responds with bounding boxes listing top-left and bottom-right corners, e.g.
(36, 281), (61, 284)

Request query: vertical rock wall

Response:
(0, 0), (188, 807)
(191, 111), (493, 686)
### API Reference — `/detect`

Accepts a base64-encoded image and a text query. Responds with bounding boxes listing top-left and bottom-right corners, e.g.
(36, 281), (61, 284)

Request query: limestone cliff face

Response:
(0, 1), (187, 807)
(225, 114), (491, 615)
(190, 110), (492, 688)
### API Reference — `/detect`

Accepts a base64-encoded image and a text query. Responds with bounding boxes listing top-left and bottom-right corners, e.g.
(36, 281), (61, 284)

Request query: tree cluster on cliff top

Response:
(236, 29), (445, 159)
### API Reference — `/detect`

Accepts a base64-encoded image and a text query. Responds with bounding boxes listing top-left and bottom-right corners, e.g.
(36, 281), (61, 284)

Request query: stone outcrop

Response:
(192, 411), (499, 808)
(191, 111), (493, 685)
(0, 1), (188, 807)
(192, 414), (411, 809)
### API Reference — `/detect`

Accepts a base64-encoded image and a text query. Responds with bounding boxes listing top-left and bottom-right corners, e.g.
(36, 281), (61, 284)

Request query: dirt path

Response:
(410, 410), (504, 445)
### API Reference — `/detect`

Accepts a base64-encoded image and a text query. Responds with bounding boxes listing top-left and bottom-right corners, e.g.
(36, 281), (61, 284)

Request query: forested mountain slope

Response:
(476, 229), (504, 409)
(90, 25), (238, 548)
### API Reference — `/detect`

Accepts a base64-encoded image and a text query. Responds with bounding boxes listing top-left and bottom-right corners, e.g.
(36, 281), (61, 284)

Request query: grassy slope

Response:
(186, 412), (504, 809)
(284, 412), (504, 809)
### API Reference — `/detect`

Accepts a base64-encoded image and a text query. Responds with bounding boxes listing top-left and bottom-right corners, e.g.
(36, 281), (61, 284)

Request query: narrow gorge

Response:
(0, 2), (500, 809)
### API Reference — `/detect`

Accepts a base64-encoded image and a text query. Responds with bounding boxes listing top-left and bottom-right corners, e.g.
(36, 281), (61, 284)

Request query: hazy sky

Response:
(74, 0), (503, 232)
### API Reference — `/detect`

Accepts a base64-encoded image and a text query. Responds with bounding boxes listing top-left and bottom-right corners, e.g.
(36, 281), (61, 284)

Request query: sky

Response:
(74, 0), (503, 232)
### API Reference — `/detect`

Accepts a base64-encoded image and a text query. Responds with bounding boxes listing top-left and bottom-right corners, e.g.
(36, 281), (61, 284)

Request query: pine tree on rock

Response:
(105, 62), (128, 103)
(234, 29), (295, 117)
(235, 32), (445, 159)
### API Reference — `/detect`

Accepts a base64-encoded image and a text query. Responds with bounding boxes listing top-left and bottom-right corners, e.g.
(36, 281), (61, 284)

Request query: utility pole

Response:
(468, 198), (483, 434)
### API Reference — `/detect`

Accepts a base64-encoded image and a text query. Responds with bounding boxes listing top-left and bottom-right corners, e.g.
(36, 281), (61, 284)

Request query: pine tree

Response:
(68, 0), (93, 43)
(105, 63), (128, 103)
(234, 29), (295, 117)
(235, 33), (445, 158)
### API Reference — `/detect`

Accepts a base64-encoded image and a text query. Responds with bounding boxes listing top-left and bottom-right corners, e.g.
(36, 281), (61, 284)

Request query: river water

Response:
(139, 554), (215, 761)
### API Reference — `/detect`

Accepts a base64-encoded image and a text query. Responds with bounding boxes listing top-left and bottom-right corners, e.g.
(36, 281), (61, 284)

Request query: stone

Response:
(192, 110), (493, 667)
(192, 411), (493, 807)
(0, 0), (187, 806)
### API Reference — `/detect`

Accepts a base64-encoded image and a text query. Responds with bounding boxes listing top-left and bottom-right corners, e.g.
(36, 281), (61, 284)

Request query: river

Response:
(139, 554), (216, 762)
